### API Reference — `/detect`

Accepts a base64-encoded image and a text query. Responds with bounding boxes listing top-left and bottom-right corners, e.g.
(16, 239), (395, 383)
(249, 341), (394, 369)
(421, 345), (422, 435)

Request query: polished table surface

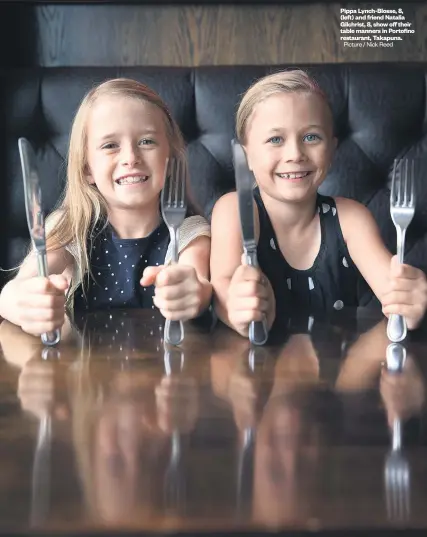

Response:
(1, 308), (427, 535)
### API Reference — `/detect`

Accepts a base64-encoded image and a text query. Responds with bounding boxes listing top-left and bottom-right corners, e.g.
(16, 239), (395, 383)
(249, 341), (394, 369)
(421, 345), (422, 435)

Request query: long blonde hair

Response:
(236, 69), (332, 144)
(46, 78), (195, 300)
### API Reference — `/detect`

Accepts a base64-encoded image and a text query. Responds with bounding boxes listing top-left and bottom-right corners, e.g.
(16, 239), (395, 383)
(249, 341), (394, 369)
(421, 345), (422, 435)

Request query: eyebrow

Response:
(97, 128), (159, 141)
(267, 124), (325, 133)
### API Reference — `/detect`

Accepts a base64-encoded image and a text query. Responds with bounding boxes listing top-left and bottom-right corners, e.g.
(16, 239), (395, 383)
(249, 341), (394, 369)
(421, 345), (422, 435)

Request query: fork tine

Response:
(403, 160), (408, 207)
(410, 160), (415, 207)
(391, 159), (397, 205)
(173, 158), (186, 208)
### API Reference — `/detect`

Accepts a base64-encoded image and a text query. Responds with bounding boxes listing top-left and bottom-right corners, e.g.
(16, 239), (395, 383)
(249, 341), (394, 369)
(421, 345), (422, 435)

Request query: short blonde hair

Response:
(236, 69), (332, 144)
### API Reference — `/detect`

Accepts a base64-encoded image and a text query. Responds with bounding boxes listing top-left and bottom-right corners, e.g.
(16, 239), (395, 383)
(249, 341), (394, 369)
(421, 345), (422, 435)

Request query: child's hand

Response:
(12, 275), (68, 336)
(140, 265), (203, 320)
(381, 255), (427, 329)
(226, 265), (275, 337)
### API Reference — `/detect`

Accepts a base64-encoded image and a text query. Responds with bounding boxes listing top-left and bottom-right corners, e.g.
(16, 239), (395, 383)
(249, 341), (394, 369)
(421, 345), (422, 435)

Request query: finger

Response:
(140, 265), (164, 287)
(154, 281), (199, 301)
(156, 265), (192, 287)
(229, 280), (269, 301)
(382, 303), (424, 319)
(229, 296), (269, 313)
(48, 274), (69, 291)
(18, 292), (66, 311)
(20, 277), (67, 296)
(232, 265), (264, 284)
(21, 319), (64, 336)
(381, 290), (416, 307)
(229, 308), (267, 324)
(20, 307), (65, 324)
(390, 256), (423, 280)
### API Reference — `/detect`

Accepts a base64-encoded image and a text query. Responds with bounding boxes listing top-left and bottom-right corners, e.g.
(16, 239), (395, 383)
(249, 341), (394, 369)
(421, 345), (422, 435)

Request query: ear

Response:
(84, 164), (95, 184)
(242, 144), (253, 171)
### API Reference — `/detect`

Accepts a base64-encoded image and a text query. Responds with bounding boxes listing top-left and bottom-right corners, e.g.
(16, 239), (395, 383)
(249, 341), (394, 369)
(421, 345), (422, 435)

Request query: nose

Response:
(283, 137), (306, 162)
(121, 143), (141, 167)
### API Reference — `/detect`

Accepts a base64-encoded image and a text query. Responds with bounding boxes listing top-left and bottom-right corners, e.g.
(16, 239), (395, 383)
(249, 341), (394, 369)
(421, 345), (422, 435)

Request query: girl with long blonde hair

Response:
(0, 78), (212, 335)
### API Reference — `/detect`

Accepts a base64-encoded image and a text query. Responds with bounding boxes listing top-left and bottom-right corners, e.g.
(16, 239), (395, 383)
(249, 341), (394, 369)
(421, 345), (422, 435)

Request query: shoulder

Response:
(334, 196), (380, 240)
(211, 191), (239, 216)
(181, 215), (211, 238)
(211, 191), (259, 225)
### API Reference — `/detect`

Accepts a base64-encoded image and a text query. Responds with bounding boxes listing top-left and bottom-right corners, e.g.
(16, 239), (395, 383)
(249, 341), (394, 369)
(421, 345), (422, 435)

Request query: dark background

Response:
(0, 2), (425, 68)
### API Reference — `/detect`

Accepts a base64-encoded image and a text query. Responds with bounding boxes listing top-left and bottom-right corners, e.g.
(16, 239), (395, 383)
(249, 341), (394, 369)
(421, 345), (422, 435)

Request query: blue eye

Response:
(303, 134), (321, 143)
(267, 136), (283, 145)
(139, 138), (155, 146)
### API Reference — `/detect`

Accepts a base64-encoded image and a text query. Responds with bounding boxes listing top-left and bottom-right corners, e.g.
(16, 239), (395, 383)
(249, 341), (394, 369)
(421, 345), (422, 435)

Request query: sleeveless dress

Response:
(72, 215), (210, 312)
(253, 187), (370, 319)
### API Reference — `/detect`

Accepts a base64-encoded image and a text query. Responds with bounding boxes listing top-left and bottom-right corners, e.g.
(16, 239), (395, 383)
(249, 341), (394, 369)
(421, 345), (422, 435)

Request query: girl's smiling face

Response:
(85, 94), (170, 212)
(244, 91), (337, 204)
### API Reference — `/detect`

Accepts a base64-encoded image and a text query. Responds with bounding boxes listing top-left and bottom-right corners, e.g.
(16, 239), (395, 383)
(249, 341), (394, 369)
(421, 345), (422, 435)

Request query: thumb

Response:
(140, 265), (164, 287)
(48, 274), (69, 292)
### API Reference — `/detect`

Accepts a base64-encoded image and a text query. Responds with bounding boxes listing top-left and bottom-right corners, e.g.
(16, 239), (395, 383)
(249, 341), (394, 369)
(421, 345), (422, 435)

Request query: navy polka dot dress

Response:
(254, 187), (370, 318)
(73, 220), (169, 312)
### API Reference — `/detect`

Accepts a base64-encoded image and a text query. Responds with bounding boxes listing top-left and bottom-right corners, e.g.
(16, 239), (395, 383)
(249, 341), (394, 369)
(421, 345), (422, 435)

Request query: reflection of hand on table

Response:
(380, 356), (425, 427)
(335, 319), (389, 392)
(18, 358), (70, 421)
(0, 315), (75, 370)
(155, 374), (200, 434)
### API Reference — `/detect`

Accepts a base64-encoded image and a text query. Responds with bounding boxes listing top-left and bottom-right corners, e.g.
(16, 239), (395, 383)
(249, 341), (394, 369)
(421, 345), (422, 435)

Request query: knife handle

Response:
(36, 252), (61, 347)
(244, 250), (269, 346)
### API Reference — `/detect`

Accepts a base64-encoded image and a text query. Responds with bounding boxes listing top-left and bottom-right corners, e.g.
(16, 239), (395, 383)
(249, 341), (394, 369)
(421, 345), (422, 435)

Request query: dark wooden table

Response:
(1, 308), (427, 535)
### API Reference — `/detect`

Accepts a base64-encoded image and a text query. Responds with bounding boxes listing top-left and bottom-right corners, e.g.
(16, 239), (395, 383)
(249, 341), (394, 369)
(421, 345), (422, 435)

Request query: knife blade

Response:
(18, 138), (61, 346)
(232, 140), (268, 345)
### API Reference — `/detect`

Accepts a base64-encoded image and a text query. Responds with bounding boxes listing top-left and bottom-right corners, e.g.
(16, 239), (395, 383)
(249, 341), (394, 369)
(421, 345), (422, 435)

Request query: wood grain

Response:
(30, 3), (427, 67)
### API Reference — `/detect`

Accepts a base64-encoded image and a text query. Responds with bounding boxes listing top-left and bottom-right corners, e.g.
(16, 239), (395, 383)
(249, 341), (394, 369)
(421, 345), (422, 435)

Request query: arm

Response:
(210, 192), (275, 335)
(335, 197), (392, 299)
(336, 197), (427, 329)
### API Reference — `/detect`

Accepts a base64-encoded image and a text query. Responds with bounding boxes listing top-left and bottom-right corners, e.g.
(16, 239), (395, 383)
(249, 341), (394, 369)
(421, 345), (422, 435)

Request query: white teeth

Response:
(278, 172), (310, 180)
(117, 175), (148, 185)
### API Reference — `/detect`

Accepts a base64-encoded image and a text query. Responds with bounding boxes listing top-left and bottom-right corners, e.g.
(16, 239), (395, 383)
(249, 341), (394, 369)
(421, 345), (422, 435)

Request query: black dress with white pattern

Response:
(253, 187), (370, 319)
(73, 220), (170, 312)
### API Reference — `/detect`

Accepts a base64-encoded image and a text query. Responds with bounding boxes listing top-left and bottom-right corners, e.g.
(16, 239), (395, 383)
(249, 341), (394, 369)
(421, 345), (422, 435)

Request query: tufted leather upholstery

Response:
(1, 64), (427, 291)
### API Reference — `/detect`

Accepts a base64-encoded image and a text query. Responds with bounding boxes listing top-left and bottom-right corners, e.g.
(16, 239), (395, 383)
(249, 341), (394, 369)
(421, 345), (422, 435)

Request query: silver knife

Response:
(18, 138), (61, 346)
(232, 140), (268, 345)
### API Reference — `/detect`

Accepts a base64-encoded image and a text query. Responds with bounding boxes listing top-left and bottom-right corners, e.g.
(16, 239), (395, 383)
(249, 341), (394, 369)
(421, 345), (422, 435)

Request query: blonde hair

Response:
(236, 69), (332, 144)
(45, 78), (195, 302)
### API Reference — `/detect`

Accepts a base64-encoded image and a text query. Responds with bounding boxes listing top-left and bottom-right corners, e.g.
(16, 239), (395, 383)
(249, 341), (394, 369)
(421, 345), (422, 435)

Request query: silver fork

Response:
(161, 157), (187, 346)
(387, 159), (416, 343)
(384, 418), (411, 521)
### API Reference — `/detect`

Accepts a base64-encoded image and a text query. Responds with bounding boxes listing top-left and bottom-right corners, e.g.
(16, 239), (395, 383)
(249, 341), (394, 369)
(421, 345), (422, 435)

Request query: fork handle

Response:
(396, 227), (406, 264)
(165, 319), (184, 346)
(387, 314), (407, 343)
(37, 252), (61, 346)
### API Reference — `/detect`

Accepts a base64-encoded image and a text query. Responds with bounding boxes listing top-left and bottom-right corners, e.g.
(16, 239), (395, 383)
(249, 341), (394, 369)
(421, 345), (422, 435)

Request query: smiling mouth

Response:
(115, 175), (149, 185)
(277, 172), (311, 180)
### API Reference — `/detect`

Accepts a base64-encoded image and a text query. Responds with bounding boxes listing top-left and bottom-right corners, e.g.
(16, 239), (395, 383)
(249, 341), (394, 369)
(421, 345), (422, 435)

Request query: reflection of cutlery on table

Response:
(163, 345), (185, 513)
(384, 344), (411, 522)
(30, 413), (51, 527)
(386, 343), (406, 373)
(236, 425), (255, 518)
(18, 138), (60, 347)
(30, 347), (55, 527)
(236, 346), (259, 518)
(384, 419), (410, 521)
